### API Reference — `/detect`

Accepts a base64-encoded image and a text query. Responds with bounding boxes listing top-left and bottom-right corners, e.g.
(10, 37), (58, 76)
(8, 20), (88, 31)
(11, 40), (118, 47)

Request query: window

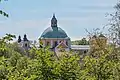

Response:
(66, 41), (68, 46)
(25, 43), (27, 47)
(47, 41), (50, 46)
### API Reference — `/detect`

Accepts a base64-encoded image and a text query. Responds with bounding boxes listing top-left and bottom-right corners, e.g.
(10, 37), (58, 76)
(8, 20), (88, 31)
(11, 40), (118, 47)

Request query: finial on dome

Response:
(53, 13), (55, 18)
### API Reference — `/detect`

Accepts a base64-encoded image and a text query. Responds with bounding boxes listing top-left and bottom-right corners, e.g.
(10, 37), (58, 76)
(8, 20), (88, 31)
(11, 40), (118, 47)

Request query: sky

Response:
(0, 0), (118, 41)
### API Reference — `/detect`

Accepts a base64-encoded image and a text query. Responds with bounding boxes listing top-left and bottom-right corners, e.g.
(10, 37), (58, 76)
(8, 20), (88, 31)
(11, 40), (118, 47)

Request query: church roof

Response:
(40, 27), (68, 39)
(40, 14), (69, 39)
(56, 41), (68, 48)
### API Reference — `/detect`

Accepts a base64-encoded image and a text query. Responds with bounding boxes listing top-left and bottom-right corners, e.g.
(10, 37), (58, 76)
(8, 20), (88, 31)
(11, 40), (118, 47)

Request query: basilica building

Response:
(17, 14), (90, 54)
(39, 14), (71, 52)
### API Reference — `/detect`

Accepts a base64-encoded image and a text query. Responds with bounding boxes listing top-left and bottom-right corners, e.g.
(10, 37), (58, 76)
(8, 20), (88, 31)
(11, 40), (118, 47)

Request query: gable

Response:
(56, 41), (68, 48)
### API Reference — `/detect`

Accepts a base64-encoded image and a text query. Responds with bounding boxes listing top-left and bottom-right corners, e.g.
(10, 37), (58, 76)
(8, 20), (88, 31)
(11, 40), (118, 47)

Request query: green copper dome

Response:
(40, 27), (68, 38)
(40, 14), (69, 39)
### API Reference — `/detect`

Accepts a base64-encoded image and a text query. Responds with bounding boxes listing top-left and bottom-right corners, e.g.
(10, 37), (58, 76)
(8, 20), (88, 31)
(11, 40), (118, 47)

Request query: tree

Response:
(71, 38), (89, 45)
(0, 0), (9, 17)
(108, 1), (120, 46)
(56, 53), (81, 80)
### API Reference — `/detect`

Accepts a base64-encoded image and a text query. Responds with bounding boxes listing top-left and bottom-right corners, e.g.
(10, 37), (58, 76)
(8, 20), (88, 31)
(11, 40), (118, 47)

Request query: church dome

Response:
(40, 27), (68, 38)
(40, 14), (69, 39)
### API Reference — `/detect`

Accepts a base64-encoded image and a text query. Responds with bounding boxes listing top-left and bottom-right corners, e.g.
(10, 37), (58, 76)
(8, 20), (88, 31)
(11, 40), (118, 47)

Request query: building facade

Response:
(17, 34), (31, 50)
(17, 14), (91, 54)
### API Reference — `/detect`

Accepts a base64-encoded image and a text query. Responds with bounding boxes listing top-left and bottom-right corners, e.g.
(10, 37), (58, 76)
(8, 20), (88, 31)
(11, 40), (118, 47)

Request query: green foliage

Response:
(56, 53), (80, 80)
(0, 34), (81, 79)
(0, 32), (120, 80)
(0, 0), (9, 17)
(0, 1), (120, 79)
(0, 1), (120, 80)
(80, 46), (120, 80)
(72, 38), (89, 45)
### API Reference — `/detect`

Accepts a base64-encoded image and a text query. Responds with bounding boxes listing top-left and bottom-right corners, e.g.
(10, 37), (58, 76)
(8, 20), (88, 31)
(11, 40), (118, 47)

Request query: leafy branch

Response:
(0, 0), (9, 17)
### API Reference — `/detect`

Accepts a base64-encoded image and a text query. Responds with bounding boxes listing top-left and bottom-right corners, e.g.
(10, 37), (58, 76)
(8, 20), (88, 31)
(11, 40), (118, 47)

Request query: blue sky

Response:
(0, 0), (118, 41)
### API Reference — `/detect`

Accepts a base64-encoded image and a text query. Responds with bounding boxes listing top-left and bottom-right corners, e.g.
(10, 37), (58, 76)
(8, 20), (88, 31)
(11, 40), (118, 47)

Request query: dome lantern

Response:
(51, 14), (57, 27)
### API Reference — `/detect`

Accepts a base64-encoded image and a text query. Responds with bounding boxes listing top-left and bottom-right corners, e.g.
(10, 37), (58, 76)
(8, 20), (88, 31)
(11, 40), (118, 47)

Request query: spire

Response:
(18, 35), (21, 43)
(23, 34), (28, 41)
(53, 13), (56, 18)
(51, 14), (57, 27)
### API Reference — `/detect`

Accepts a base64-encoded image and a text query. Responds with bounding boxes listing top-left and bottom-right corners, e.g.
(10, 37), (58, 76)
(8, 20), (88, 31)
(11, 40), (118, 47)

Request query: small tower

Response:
(51, 14), (57, 27)
(18, 35), (21, 43)
(17, 34), (31, 56)
(23, 34), (28, 41)
(20, 34), (30, 50)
